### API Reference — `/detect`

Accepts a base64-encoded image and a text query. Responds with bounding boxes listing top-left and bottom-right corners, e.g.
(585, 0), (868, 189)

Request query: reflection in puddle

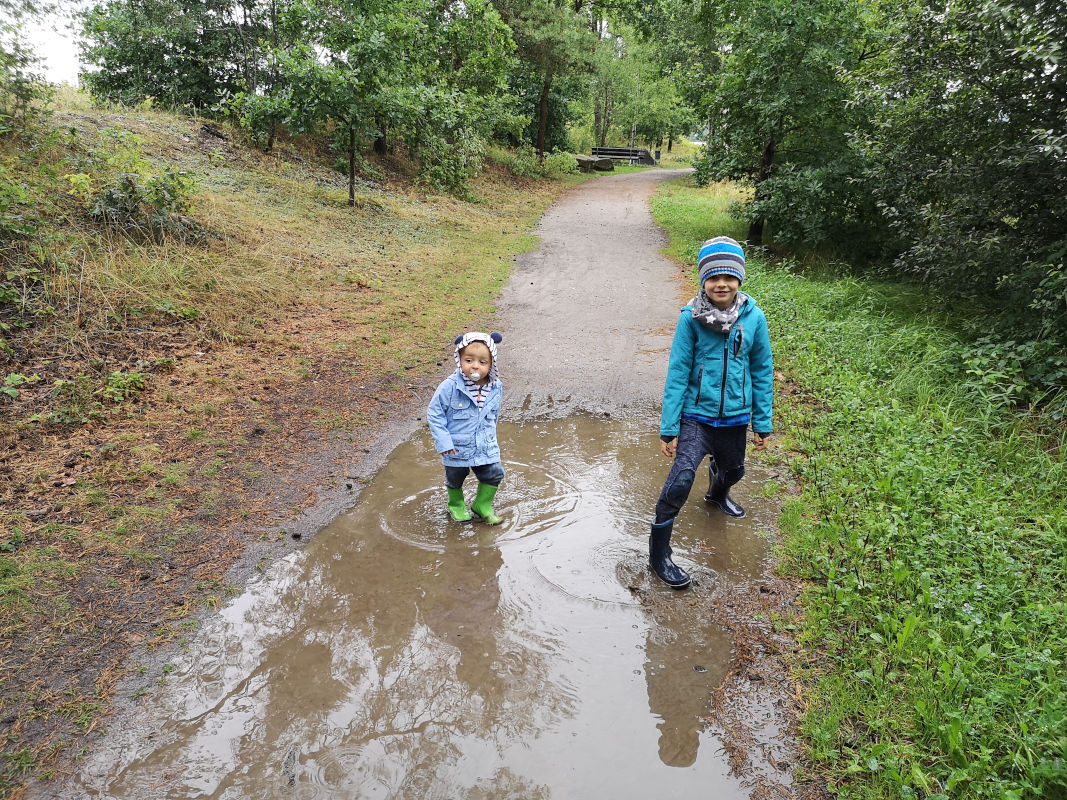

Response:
(60, 416), (773, 799)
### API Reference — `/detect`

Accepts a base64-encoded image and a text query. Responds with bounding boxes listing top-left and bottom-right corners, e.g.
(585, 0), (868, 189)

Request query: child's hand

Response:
(752, 433), (769, 451)
(442, 448), (457, 456)
(660, 438), (676, 458)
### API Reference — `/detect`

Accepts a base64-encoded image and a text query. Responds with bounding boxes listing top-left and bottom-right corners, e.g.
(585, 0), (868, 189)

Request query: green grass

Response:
(650, 179), (749, 267)
(651, 178), (1067, 800)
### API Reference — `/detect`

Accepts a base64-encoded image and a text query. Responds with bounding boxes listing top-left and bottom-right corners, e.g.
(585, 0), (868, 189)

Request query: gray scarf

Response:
(691, 290), (748, 333)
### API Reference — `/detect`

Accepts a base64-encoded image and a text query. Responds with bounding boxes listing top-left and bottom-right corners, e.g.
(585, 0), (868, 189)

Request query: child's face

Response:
(459, 342), (492, 384)
(703, 273), (741, 310)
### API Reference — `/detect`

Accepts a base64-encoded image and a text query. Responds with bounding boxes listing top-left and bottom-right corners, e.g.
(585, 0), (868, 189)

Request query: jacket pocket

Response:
(451, 433), (473, 457)
(724, 364), (747, 412)
(451, 399), (473, 419)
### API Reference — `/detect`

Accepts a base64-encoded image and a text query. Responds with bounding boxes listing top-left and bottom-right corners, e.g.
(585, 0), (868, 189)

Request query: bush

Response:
(541, 149), (578, 178)
(89, 167), (204, 242)
(485, 146), (577, 180)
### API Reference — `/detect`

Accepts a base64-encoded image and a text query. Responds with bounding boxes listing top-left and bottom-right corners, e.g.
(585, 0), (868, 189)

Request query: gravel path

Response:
(498, 169), (691, 419)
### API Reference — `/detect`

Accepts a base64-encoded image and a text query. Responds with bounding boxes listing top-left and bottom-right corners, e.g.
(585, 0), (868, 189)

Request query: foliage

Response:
(686, 0), (869, 246)
(541, 148), (577, 177)
(79, 0), (264, 109)
(652, 177), (1067, 800)
(214, 0), (518, 194)
(29, 368), (150, 424)
(608, 28), (695, 151)
(88, 167), (203, 242)
(486, 145), (577, 179)
(857, 0), (1067, 390)
(492, 0), (596, 157)
(510, 70), (576, 153)
(672, 0), (1066, 404)
(0, 0), (53, 125)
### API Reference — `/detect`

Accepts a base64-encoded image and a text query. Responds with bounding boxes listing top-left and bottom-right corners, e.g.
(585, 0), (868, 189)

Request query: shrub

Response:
(89, 167), (204, 242)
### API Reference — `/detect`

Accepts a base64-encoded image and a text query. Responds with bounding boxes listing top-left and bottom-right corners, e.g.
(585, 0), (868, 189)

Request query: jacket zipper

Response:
(718, 334), (729, 417)
(694, 365), (704, 406)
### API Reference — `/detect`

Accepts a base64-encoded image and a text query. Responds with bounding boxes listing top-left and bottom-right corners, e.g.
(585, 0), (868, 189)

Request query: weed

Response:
(2, 372), (41, 399)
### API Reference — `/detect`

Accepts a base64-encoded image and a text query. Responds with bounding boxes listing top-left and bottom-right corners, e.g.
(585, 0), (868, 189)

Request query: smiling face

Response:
(459, 341), (493, 385)
(702, 273), (741, 310)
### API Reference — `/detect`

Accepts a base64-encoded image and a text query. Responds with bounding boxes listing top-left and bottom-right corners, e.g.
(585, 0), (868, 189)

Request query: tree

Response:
(80, 0), (269, 108)
(862, 0), (1067, 368)
(1, 0), (53, 123)
(493, 0), (594, 157)
(687, 0), (868, 246)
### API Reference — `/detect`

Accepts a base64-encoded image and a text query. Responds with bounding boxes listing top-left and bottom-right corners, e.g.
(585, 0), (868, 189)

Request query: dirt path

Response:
(497, 169), (688, 418)
(499, 169), (816, 798)
(30, 169), (818, 800)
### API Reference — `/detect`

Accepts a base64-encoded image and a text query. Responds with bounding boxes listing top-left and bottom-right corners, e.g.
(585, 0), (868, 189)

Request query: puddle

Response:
(58, 416), (775, 799)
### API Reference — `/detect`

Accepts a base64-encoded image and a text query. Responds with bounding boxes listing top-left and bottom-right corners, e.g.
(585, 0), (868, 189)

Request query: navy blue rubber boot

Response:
(704, 465), (746, 518)
(649, 519), (691, 589)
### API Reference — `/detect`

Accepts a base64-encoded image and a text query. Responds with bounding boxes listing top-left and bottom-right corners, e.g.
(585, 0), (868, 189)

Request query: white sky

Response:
(24, 6), (87, 86)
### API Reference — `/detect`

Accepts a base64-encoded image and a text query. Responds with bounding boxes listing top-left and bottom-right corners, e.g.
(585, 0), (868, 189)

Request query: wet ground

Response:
(55, 417), (781, 798)
(39, 170), (810, 798)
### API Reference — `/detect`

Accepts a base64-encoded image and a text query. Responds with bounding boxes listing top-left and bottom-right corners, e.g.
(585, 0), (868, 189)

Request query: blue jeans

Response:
(654, 419), (747, 523)
(445, 462), (505, 489)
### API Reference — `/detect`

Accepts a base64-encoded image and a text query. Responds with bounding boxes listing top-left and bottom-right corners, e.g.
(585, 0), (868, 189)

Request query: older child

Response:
(650, 236), (773, 588)
(427, 331), (505, 524)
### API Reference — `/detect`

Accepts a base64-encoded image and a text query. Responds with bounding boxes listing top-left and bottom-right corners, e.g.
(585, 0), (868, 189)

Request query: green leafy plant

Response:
(90, 167), (204, 242)
(2, 372), (40, 398)
(102, 370), (147, 403)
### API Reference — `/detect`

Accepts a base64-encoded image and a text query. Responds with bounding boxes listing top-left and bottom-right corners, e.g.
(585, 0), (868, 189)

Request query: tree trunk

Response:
(667, 134), (673, 153)
(348, 127), (356, 207)
(536, 72), (552, 161)
(374, 116), (387, 156)
(265, 0), (279, 153)
(600, 93), (611, 147)
(593, 97), (602, 150)
(747, 138), (776, 245)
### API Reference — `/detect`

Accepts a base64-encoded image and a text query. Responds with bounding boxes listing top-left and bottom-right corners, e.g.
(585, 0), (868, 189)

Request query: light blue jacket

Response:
(660, 297), (773, 438)
(427, 370), (503, 467)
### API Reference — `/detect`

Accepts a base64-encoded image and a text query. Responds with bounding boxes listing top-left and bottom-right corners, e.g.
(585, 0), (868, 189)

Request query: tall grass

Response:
(652, 177), (1067, 800)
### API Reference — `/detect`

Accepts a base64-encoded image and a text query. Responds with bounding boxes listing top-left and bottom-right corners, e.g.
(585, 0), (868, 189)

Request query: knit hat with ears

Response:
(454, 331), (503, 384)
(698, 236), (746, 286)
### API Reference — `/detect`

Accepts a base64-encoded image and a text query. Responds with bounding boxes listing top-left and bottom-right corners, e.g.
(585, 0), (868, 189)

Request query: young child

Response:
(427, 331), (505, 525)
(650, 236), (773, 588)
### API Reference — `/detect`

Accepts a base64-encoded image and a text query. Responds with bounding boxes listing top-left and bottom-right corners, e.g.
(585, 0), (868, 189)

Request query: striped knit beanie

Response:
(698, 236), (746, 286)
(454, 331), (502, 384)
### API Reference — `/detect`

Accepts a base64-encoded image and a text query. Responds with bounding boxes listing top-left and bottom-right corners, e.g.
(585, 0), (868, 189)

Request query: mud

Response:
(35, 170), (818, 799)
(50, 417), (782, 798)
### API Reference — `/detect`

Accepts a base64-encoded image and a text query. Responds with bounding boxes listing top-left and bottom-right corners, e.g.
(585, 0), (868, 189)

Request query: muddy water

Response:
(65, 416), (773, 799)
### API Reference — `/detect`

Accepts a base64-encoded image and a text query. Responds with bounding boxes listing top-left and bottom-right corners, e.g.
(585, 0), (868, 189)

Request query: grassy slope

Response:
(651, 178), (1067, 800)
(0, 94), (586, 797)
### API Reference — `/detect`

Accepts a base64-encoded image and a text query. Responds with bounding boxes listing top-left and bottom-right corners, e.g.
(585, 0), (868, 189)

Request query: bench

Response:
(590, 146), (657, 166)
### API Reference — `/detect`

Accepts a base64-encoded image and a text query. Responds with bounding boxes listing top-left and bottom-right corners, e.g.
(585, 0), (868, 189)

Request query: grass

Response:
(650, 177), (1067, 800)
(656, 137), (701, 170)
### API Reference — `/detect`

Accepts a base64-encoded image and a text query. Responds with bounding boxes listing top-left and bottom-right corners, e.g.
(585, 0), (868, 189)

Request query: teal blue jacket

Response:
(660, 296), (773, 438)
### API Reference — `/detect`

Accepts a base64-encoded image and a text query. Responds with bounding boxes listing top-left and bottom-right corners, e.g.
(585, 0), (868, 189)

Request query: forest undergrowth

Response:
(652, 178), (1067, 800)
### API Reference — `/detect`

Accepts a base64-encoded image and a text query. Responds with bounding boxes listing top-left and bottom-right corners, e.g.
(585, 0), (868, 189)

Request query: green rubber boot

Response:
(470, 483), (502, 525)
(446, 487), (472, 522)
